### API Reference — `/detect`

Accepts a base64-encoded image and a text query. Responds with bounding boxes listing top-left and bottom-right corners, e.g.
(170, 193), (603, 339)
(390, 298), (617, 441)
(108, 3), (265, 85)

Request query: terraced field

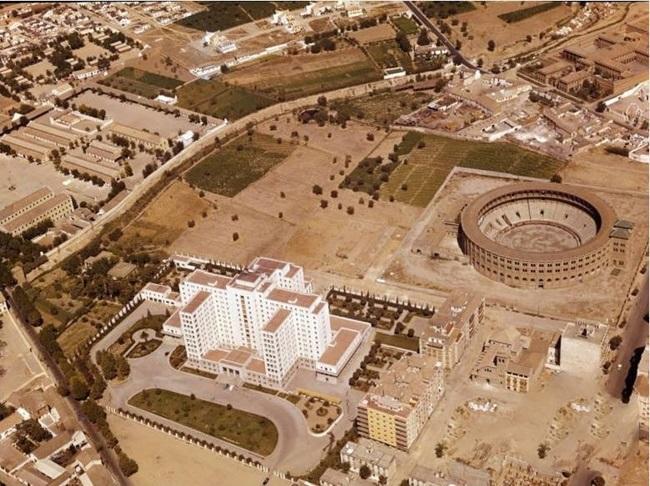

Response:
(381, 133), (565, 207)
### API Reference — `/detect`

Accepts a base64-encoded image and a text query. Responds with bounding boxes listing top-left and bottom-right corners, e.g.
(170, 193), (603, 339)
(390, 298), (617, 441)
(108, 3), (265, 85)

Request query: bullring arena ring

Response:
(459, 182), (622, 289)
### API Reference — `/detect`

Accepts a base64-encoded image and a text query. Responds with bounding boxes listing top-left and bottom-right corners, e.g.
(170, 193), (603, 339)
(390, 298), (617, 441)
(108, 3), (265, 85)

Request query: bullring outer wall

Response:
(459, 182), (617, 289)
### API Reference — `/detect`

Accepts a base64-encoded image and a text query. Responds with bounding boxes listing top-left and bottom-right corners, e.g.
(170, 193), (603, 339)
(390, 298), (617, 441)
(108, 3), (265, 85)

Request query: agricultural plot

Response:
(57, 320), (96, 357)
(380, 133), (565, 207)
(419, 1), (476, 19)
(391, 15), (419, 35)
(498, 2), (561, 23)
(174, 3), (252, 32)
(331, 91), (432, 126)
(366, 40), (413, 71)
(248, 59), (382, 100)
(177, 79), (274, 120)
(185, 132), (295, 197)
(100, 67), (183, 99)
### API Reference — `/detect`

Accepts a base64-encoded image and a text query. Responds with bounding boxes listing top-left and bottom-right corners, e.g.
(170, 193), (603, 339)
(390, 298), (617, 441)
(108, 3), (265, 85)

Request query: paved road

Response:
(404, 1), (484, 72)
(606, 273), (649, 400)
(105, 340), (330, 475)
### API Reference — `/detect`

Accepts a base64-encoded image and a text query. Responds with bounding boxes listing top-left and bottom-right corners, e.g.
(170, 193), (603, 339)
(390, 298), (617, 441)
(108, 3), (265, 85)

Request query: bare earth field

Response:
(108, 414), (290, 486)
(451, 1), (575, 62)
(349, 23), (396, 44)
(121, 181), (211, 253)
(560, 147), (649, 194)
(173, 120), (421, 277)
(0, 313), (47, 401)
(384, 170), (648, 323)
(396, 305), (642, 484)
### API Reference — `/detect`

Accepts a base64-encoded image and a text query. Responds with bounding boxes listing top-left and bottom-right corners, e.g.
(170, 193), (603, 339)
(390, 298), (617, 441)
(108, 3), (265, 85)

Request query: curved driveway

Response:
(105, 340), (331, 475)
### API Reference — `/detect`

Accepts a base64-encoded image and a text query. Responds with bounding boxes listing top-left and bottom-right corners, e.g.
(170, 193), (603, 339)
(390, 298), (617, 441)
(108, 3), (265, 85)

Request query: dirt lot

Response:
(0, 154), (109, 208)
(108, 414), (290, 486)
(121, 181), (210, 253)
(0, 313), (47, 401)
(384, 170), (649, 323)
(349, 23), (397, 44)
(173, 119), (421, 277)
(70, 91), (208, 138)
(450, 1), (575, 63)
(560, 147), (649, 194)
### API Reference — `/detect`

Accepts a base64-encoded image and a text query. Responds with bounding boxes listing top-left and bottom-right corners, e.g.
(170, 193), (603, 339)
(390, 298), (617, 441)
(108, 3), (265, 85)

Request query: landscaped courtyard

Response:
(129, 388), (278, 456)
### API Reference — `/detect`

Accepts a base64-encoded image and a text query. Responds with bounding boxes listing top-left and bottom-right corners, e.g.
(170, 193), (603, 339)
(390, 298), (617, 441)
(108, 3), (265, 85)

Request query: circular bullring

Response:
(459, 182), (616, 289)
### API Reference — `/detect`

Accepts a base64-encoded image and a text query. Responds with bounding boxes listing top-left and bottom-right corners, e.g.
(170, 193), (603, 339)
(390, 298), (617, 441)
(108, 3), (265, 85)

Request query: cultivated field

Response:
(100, 67), (183, 99)
(177, 79), (274, 120)
(222, 48), (381, 100)
(379, 132), (564, 207)
(185, 132), (295, 197)
(331, 90), (432, 126)
(366, 40), (413, 71)
(391, 15), (419, 35)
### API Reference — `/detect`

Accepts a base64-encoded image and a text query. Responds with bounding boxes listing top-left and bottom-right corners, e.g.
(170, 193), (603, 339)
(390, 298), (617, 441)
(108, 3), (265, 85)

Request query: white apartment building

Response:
(154, 257), (368, 388)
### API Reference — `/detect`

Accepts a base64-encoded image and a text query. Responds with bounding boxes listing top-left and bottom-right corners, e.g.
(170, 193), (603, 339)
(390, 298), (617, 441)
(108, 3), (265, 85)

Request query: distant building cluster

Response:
(0, 187), (73, 236)
(527, 20), (648, 100)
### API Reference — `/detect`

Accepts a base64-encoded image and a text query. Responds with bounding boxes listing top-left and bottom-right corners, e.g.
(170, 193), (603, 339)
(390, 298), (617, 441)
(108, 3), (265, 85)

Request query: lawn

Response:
(374, 332), (419, 352)
(249, 59), (382, 101)
(366, 40), (413, 71)
(129, 388), (278, 455)
(497, 2), (561, 23)
(100, 67), (183, 99)
(392, 15), (419, 35)
(331, 91), (432, 127)
(380, 133), (565, 207)
(177, 79), (274, 121)
(185, 132), (294, 196)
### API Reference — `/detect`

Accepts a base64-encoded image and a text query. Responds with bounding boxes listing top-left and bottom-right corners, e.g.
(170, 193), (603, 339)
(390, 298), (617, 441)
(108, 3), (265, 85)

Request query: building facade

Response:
(156, 257), (368, 388)
(357, 355), (444, 451)
(0, 187), (74, 236)
(420, 291), (485, 369)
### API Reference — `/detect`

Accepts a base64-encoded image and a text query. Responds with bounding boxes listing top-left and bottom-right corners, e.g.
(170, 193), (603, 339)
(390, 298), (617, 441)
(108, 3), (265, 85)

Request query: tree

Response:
(118, 451), (139, 476)
(69, 375), (89, 401)
(417, 29), (431, 46)
(537, 443), (549, 458)
(596, 101), (607, 113)
(116, 355), (130, 380)
(550, 173), (562, 183)
(487, 39), (496, 51)
(341, 462), (351, 473)
(312, 184), (323, 195)
(591, 476), (605, 486)
(317, 95), (327, 107)
(395, 31), (411, 53)
(359, 465), (371, 479)
(81, 399), (106, 424)
(435, 442), (446, 457)
(609, 335), (622, 350)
